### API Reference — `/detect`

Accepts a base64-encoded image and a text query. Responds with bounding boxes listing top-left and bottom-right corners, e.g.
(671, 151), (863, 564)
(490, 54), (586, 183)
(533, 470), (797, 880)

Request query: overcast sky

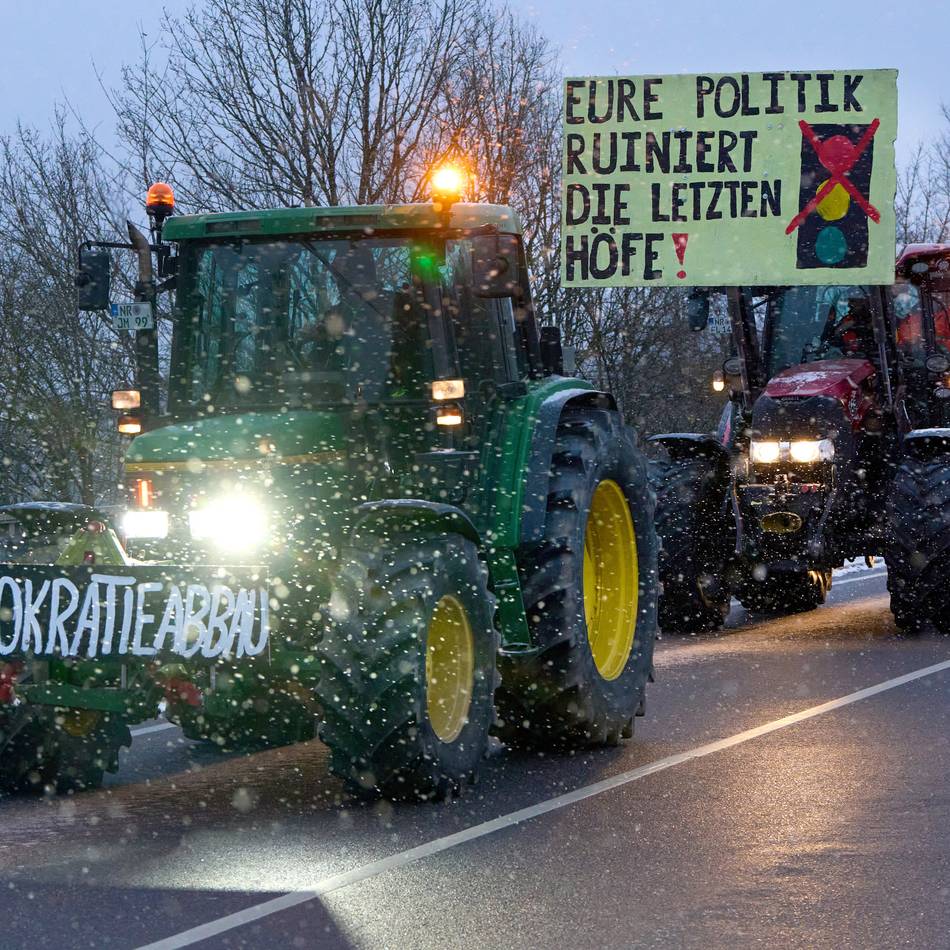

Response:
(2, 0), (944, 164)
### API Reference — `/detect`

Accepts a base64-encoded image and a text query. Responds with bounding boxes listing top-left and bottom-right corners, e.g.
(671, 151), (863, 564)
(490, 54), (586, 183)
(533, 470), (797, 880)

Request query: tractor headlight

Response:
(750, 440), (781, 464)
(789, 439), (835, 463)
(121, 509), (169, 539)
(750, 439), (835, 465)
(189, 494), (269, 552)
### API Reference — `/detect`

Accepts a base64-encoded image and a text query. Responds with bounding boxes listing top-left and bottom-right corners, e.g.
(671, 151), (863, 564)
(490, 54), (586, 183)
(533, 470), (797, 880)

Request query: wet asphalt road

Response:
(1, 564), (949, 949)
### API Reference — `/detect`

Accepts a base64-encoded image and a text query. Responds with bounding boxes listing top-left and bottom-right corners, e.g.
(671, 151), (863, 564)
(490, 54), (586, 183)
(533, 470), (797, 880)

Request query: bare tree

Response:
(447, 9), (556, 206)
(0, 114), (134, 505)
(896, 127), (950, 246)
(112, 0), (482, 210)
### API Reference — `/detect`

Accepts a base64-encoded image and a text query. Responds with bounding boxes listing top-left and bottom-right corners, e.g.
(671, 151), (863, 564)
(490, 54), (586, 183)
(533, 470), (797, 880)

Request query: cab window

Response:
(440, 240), (521, 387)
(891, 280), (950, 361)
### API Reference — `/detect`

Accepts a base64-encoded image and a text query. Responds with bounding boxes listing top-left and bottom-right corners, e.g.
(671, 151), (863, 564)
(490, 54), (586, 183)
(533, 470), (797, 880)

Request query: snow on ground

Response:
(835, 557), (886, 577)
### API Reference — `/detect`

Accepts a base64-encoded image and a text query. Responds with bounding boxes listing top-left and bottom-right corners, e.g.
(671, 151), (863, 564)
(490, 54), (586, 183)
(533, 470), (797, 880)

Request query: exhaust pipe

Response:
(127, 220), (153, 286)
(126, 220), (160, 417)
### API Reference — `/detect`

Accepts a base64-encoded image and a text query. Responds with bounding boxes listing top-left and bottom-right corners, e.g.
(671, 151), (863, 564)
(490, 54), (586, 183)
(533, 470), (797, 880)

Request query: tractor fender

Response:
(648, 433), (730, 463)
(520, 388), (619, 546)
(352, 499), (480, 545)
(901, 428), (950, 462)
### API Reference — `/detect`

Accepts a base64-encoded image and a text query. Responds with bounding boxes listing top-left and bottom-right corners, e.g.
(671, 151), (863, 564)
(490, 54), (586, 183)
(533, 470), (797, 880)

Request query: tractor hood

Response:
(763, 359), (875, 400)
(125, 411), (346, 468)
(121, 410), (352, 573)
(759, 359), (876, 430)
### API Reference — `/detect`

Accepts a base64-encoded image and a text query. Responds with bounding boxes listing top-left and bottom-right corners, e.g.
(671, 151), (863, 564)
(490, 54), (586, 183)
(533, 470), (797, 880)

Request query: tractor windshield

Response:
(171, 236), (431, 414)
(764, 284), (875, 376)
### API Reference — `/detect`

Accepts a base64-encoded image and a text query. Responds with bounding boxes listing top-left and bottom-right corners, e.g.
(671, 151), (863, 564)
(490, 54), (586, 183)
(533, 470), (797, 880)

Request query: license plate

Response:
(0, 565), (270, 661)
(110, 302), (155, 331)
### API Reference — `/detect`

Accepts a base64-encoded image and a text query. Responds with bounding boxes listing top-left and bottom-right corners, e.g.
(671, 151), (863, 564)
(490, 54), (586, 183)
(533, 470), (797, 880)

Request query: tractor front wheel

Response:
(170, 702), (316, 751)
(496, 410), (657, 750)
(316, 533), (498, 801)
(651, 455), (732, 633)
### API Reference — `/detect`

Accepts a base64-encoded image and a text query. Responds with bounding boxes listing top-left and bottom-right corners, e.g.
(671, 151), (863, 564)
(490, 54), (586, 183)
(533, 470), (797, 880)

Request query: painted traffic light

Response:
(788, 121), (880, 270)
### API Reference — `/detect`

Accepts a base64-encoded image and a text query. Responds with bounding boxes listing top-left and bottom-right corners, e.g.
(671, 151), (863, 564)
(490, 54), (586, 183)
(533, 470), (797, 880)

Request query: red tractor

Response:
(652, 244), (950, 634)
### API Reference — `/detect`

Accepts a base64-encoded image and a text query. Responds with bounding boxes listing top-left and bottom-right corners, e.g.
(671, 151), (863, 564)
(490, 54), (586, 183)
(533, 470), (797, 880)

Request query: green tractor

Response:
(0, 175), (657, 800)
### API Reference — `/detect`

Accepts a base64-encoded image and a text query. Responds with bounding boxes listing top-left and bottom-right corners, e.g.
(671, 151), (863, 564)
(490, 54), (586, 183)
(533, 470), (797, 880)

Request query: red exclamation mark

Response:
(672, 233), (689, 279)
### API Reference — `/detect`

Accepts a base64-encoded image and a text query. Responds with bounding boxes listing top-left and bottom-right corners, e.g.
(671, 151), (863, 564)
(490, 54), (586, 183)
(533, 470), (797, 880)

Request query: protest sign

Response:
(561, 70), (897, 286)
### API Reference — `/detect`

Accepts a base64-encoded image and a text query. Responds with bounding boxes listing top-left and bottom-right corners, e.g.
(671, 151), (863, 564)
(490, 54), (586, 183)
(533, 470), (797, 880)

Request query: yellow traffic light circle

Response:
(816, 179), (850, 221)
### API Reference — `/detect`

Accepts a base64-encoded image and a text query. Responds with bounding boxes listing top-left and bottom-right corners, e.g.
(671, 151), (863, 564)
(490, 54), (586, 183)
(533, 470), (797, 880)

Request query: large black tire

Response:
(652, 455), (732, 633)
(316, 533), (498, 801)
(737, 568), (831, 614)
(495, 410), (657, 750)
(169, 701), (316, 751)
(886, 455), (950, 634)
(0, 707), (130, 794)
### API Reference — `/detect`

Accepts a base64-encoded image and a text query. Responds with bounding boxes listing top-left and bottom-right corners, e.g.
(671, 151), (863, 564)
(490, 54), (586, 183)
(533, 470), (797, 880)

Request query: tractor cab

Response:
(166, 208), (537, 422)
(890, 245), (950, 424)
(712, 246), (950, 449)
(764, 284), (878, 375)
(753, 247), (950, 432)
(117, 193), (552, 566)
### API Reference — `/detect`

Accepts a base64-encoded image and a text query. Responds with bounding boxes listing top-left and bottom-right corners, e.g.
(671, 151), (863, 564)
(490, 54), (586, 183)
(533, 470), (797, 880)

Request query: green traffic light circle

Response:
(815, 226), (848, 265)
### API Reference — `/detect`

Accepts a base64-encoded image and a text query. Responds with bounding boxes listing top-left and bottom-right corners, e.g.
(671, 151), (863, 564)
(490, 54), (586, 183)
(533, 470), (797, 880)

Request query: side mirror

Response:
(539, 326), (564, 375)
(471, 234), (521, 298)
(686, 289), (710, 331)
(76, 250), (111, 311)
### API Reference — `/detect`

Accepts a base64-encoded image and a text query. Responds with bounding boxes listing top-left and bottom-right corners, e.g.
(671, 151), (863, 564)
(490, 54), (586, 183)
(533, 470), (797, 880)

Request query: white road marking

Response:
(130, 722), (176, 737)
(137, 656), (950, 950)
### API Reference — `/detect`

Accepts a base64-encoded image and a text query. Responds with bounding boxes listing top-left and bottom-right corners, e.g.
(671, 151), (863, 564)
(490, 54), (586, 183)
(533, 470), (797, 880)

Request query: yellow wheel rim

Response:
(583, 479), (638, 681)
(58, 708), (101, 738)
(426, 595), (475, 743)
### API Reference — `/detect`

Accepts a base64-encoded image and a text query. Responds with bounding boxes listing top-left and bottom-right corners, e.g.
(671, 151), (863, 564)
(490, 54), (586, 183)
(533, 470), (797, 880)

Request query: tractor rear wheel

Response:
(316, 533), (498, 801)
(886, 455), (950, 634)
(652, 456), (732, 633)
(738, 568), (831, 614)
(0, 707), (130, 794)
(496, 410), (657, 750)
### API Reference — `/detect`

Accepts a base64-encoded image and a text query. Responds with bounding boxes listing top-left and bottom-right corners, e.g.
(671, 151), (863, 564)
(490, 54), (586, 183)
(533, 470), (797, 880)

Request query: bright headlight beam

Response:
(189, 494), (269, 552)
(751, 439), (834, 465)
(750, 440), (781, 464)
(789, 441), (818, 463)
(122, 509), (169, 539)
(790, 439), (835, 463)
(789, 440), (821, 463)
